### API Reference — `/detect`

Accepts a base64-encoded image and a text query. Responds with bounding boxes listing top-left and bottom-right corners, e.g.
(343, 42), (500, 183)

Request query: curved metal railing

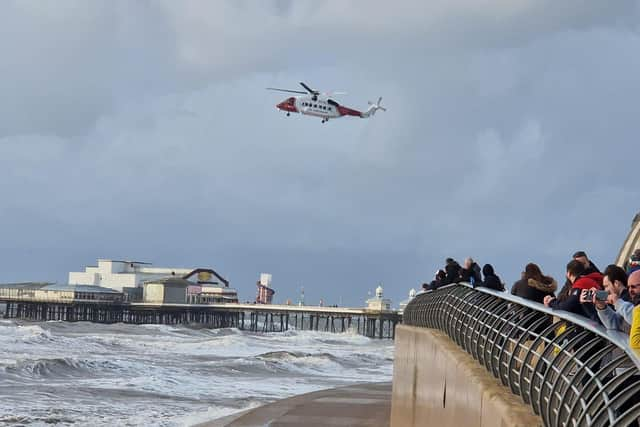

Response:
(403, 284), (640, 427)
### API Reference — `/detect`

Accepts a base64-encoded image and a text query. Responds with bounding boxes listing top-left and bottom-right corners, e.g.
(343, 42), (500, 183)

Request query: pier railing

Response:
(403, 284), (640, 427)
(0, 298), (400, 339)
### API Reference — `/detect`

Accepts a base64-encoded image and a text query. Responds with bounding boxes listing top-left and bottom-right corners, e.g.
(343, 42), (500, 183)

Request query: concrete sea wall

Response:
(390, 325), (541, 427)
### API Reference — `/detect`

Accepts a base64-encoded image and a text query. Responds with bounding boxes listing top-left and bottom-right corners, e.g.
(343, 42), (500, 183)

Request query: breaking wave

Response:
(0, 320), (394, 426)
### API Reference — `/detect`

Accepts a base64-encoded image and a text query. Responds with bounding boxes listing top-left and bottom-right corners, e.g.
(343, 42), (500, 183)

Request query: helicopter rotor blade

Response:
(323, 91), (347, 97)
(299, 82), (318, 95)
(266, 87), (307, 94)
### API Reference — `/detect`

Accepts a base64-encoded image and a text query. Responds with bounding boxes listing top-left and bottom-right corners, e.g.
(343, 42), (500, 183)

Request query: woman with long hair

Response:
(511, 263), (557, 304)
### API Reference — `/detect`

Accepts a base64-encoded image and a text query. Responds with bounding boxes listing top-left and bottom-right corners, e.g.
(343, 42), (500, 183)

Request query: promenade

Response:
(202, 382), (391, 427)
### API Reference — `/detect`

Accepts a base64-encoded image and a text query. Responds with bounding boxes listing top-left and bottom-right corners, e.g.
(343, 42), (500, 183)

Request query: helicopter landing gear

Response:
(286, 112), (290, 117)
(321, 118), (328, 124)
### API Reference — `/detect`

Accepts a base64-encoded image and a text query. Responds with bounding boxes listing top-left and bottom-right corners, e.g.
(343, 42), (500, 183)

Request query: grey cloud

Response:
(1, 2), (640, 305)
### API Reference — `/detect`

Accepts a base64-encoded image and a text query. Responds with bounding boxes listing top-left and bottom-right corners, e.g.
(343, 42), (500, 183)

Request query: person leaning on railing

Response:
(512, 263), (557, 304)
(479, 264), (505, 291)
(588, 267), (638, 331)
(557, 250), (602, 303)
(584, 268), (640, 427)
(544, 260), (603, 322)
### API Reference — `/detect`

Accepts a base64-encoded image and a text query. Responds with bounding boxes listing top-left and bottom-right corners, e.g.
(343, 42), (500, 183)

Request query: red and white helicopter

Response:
(267, 82), (386, 123)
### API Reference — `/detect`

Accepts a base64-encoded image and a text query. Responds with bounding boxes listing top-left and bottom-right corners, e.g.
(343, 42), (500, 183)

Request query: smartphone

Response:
(584, 290), (594, 300)
(595, 290), (609, 301)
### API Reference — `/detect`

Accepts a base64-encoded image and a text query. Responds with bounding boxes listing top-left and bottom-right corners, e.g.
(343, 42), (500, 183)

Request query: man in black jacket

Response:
(558, 251), (601, 302)
(479, 264), (504, 291)
(442, 258), (461, 285)
(544, 260), (603, 322)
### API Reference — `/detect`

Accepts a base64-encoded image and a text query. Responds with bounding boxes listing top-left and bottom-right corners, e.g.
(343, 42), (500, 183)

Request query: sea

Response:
(0, 319), (394, 426)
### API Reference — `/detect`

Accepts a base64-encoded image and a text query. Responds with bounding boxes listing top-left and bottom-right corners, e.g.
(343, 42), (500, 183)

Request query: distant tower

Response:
(399, 288), (417, 313)
(256, 273), (275, 304)
(298, 286), (305, 306)
(375, 284), (384, 298)
(366, 283), (392, 311)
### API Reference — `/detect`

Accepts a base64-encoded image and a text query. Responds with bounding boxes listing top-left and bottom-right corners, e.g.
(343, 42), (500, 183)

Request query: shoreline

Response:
(197, 381), (392, 427)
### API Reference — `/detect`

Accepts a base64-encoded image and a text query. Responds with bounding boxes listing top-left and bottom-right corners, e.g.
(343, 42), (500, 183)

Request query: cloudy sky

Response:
(1, 1), (639, 306)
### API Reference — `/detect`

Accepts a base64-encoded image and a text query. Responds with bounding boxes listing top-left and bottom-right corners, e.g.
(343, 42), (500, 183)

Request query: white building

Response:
(366, 284), (392, 311)
(69, 259), (193, 292)
(398, 288), (417, 314)
(69, 260), (238, 302)
(143, 278), (190, 304)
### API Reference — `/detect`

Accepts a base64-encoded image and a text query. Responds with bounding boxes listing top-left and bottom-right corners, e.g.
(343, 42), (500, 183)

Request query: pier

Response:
(0, 299), (400, 339)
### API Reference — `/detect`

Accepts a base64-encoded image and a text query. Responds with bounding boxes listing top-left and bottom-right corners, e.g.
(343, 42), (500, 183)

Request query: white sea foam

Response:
(0, 321), (394, 426)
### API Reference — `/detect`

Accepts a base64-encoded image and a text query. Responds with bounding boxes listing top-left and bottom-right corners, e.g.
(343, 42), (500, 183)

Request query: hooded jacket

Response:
(442, 261), (461, 286)
(511, 277), (557, 304)
(479, 264), (504, 291)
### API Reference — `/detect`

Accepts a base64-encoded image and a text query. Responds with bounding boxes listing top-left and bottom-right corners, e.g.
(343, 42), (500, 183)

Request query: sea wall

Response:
(390, 325), (540, 427)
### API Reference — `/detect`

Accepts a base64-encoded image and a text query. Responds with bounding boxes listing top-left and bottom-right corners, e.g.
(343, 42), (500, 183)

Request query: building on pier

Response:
(366, 284), (392, 311)
(0, 282), (123, 303)
(256, 273), (275, 304)
(143, 278), (190, 304)
(398, 288), (416, 314)
(68, 259), (238, 303)
(185, 269), (239, 304)
(68, 259), (194, 292)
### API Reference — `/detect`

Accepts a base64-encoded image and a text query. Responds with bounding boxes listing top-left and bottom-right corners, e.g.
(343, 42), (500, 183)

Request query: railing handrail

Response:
(405, 283), (640, 426)
(449, 282), (640, 369)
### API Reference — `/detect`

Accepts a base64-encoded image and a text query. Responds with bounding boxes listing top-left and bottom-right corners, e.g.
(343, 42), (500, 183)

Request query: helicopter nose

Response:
(276, 97), (297, 113)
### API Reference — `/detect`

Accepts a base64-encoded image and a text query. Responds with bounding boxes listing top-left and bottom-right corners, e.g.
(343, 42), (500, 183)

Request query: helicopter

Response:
(267, 82), (386, 123)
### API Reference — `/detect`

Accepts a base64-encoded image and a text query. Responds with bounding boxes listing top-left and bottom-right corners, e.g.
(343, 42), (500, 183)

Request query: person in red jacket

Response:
(544, 260), (603, 322)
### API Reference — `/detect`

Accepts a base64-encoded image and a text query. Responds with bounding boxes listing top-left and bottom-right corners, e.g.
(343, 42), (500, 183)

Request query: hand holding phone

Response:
(579, 289), (593, 303)
(595, 290), (609, 301)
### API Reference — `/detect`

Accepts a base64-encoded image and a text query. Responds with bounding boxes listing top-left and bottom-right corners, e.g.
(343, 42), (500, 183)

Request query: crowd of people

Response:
(421, 249), (640, 423)
(423, 257), (504, 291)
(421, 249), (640, 347)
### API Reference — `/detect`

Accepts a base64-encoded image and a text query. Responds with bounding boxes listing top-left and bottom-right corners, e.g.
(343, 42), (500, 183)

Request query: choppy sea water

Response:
(0, 319), (394, 426)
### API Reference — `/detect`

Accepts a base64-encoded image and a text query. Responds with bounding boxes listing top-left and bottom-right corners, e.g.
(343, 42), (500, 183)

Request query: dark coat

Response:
(442, 262), (461, 286)
(511, 277), (557, 304)
(549, 272), (604, 322)
(559, 261), (602, 302)
(459, 263), (482, 284)
(479, 264), (504, 291)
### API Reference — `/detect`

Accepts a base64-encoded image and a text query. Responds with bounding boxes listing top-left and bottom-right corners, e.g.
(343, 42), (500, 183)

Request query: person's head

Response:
(602, 264), (627, 296)
(445, 258), (455, 266)
(436, 270), (446, 280)
(631, 249), (640, 262)
(524, 263), (544, 282)
(482, 264), (495, 278)
(566, 260), (586, 283)
(572, 251), (590, 269)
(422, 282), (429, 291)
(464, 257), (474, 269)
(628, 270), (640, 301)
